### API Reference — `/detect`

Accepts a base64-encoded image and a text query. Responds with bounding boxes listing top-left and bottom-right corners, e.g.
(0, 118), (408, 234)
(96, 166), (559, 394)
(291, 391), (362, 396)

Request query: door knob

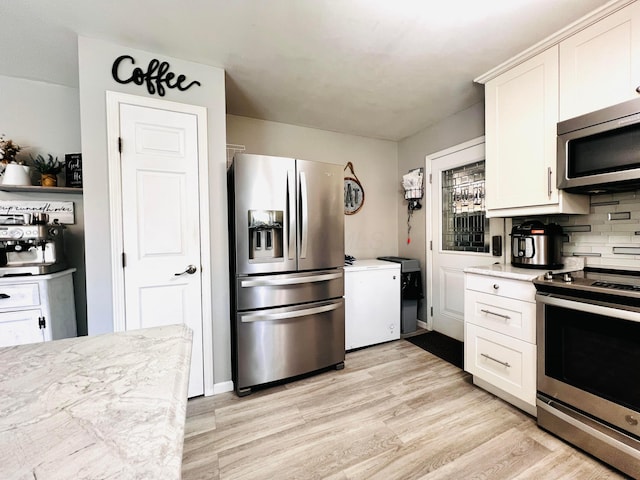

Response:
(175, 265), (197, 276)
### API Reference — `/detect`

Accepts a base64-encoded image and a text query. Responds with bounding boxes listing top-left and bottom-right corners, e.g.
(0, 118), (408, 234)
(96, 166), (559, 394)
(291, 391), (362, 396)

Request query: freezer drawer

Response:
(234, 298), (345, 393)
(236, 269), (344, 310)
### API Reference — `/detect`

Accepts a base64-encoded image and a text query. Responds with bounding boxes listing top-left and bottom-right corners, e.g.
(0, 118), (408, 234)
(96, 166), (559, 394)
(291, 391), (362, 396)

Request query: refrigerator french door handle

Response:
(240, 302), (341, 323)
(240, 272), (342, 287)
(287, 169), (295, 260)
(299, 171), (308, 259)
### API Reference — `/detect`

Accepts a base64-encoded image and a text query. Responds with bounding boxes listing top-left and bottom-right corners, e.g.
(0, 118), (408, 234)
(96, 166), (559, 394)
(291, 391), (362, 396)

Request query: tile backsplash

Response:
(513, 190), (640, 269)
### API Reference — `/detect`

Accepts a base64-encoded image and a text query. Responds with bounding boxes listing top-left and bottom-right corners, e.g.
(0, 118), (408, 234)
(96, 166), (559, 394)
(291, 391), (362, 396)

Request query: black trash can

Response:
(377, 256), (424, 333)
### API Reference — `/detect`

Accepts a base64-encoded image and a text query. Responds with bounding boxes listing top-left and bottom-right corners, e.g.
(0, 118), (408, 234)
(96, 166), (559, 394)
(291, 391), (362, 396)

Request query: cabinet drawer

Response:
(465, 273), (536, 302)
(0, 283), (40, 310)
(464, 289), (536, 342)
(464, 323), (536, 407)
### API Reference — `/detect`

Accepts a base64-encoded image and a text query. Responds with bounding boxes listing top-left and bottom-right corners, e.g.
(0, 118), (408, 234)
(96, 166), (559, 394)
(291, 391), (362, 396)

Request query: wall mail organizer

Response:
(402, 168), (424, 211)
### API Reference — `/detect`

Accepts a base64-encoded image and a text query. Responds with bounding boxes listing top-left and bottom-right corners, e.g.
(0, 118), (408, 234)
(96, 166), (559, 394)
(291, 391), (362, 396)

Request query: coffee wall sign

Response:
(111, 55), (201, 97)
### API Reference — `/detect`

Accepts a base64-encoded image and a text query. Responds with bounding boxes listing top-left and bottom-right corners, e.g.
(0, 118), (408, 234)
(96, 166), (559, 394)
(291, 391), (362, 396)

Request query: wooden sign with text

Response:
(0, 201), (75, 224)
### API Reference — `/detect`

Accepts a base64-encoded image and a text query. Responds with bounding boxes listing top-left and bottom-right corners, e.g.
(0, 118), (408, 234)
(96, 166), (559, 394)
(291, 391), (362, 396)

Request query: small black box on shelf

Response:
(65, 153), (82, 188)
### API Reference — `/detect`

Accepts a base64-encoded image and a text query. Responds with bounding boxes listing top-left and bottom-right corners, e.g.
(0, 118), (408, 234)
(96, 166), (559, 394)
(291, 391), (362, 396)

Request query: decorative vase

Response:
(2, 164), (32, 186)
(40, 173), (57, 187)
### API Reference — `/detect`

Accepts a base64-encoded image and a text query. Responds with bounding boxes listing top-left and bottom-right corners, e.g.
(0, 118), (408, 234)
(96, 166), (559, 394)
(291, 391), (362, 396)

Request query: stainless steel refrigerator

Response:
(228, 153), (345, 396)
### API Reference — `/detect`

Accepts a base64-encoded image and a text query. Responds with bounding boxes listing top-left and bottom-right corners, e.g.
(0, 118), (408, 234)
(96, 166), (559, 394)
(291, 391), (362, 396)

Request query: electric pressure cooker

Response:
(510, 220), (563, 268)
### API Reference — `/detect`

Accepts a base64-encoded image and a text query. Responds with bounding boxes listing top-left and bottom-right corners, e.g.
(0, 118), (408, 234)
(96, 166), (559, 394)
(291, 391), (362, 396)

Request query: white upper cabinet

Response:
(560, 1), (640, 121)
(484, 46), (589, 218)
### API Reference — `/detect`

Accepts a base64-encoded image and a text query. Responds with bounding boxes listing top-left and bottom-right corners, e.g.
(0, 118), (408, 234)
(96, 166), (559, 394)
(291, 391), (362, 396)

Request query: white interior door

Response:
(119, 103), (204, 397)
(426, 138), (504, 341)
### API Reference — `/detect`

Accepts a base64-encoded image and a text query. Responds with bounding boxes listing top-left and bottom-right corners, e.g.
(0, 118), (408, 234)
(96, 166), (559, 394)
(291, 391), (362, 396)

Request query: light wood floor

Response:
(182, 340), (629, 479)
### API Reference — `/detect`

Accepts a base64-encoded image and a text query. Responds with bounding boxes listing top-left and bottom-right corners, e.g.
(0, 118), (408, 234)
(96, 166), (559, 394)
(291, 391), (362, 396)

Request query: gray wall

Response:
(77, 37), (230, 389)
(227, 115), (400, 260)
(0, 74), (87, 335)
(3, 36), (488, 391)
(396, 102), (485, 321)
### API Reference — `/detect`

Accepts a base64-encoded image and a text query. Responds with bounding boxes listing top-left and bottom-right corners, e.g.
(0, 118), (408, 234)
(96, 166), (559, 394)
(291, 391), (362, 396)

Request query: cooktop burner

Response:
(533, 267), (640, 300)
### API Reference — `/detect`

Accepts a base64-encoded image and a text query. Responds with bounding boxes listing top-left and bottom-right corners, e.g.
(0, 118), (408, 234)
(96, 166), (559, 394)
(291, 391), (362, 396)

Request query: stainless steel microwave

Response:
(558, 97), (640, 193)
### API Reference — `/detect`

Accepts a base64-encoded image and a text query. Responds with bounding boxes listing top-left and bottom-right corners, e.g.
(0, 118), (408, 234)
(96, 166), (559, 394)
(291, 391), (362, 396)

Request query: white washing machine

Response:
(344, 259), (400, 350)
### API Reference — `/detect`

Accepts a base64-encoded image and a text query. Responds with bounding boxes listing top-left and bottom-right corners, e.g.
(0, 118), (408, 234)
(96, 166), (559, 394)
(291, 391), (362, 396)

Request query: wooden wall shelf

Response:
(0, 185), (83, 194)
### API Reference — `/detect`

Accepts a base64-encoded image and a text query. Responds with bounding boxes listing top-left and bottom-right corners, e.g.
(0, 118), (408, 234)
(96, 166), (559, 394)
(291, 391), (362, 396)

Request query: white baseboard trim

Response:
(417, 320), (428, 330)
(211, 381), (234, 396)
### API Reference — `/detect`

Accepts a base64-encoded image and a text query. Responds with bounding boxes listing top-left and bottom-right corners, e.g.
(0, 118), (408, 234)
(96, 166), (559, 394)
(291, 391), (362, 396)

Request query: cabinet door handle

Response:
(481, 353), (511, 368)
(0, 293), (10, 299)
(480, 309), (510, 320)
(547, 167), (553, 198)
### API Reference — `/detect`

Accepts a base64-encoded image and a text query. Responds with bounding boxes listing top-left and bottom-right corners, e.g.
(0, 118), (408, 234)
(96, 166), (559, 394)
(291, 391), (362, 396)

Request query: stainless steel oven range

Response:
(534, 268), (640, 479)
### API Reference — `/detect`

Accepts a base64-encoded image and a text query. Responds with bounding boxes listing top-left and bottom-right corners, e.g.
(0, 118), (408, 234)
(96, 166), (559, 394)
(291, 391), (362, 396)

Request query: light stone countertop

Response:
(464, 257), (585, 282)
(0, 324), (192, 480)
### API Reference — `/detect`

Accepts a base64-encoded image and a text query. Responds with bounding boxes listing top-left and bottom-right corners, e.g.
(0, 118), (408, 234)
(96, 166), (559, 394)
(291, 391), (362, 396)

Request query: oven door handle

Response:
(536, 292), (640, 323)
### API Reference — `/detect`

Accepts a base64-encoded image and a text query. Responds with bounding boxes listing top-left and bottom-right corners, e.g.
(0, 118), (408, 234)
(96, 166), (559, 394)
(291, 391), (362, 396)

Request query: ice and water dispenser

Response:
(248, 210), (283, 262)
(377, 256), (423, 333)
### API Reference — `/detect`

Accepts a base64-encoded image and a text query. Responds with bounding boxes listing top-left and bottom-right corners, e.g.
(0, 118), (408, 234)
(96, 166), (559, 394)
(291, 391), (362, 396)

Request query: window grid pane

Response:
(441, 161), (489, 253)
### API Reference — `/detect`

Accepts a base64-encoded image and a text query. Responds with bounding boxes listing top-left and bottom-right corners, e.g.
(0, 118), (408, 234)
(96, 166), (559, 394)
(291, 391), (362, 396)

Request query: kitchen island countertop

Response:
(0, 323), (192, 480)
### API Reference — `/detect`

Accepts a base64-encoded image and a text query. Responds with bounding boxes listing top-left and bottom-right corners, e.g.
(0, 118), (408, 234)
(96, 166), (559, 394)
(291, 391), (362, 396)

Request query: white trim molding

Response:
(213, 381), (234, 395)
(475, 0), (636, 84)
(105, 91), (214, 396)
(424, 136), (486, 333)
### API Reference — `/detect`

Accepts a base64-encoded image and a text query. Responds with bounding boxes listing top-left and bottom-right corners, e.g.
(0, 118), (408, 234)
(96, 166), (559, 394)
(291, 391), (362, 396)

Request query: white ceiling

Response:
(0, 0), (613, 141)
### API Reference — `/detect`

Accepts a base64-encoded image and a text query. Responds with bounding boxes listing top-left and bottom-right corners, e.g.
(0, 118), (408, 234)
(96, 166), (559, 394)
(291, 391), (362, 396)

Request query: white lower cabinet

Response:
(0, 269), (77, 347)
(464, 289), (536, 342)
(464, 272), (537, 416)
(0, 309), (46, 345)
(465, 323), (536, 408)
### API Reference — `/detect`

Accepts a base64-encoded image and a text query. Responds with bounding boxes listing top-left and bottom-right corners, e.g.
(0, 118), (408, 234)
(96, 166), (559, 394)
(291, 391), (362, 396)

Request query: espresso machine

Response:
(0, 213), (67, 276)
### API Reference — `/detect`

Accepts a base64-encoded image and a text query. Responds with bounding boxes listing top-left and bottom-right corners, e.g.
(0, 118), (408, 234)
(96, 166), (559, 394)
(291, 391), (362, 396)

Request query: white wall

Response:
(77, 37), (230, 388)
(0, 74), (87, 334)
(227, 115), (400, 259)
(396, 102), (485, 321)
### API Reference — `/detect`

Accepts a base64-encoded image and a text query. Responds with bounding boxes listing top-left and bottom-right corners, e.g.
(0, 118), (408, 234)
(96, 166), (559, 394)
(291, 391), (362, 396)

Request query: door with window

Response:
(427, 138), (504, 341)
